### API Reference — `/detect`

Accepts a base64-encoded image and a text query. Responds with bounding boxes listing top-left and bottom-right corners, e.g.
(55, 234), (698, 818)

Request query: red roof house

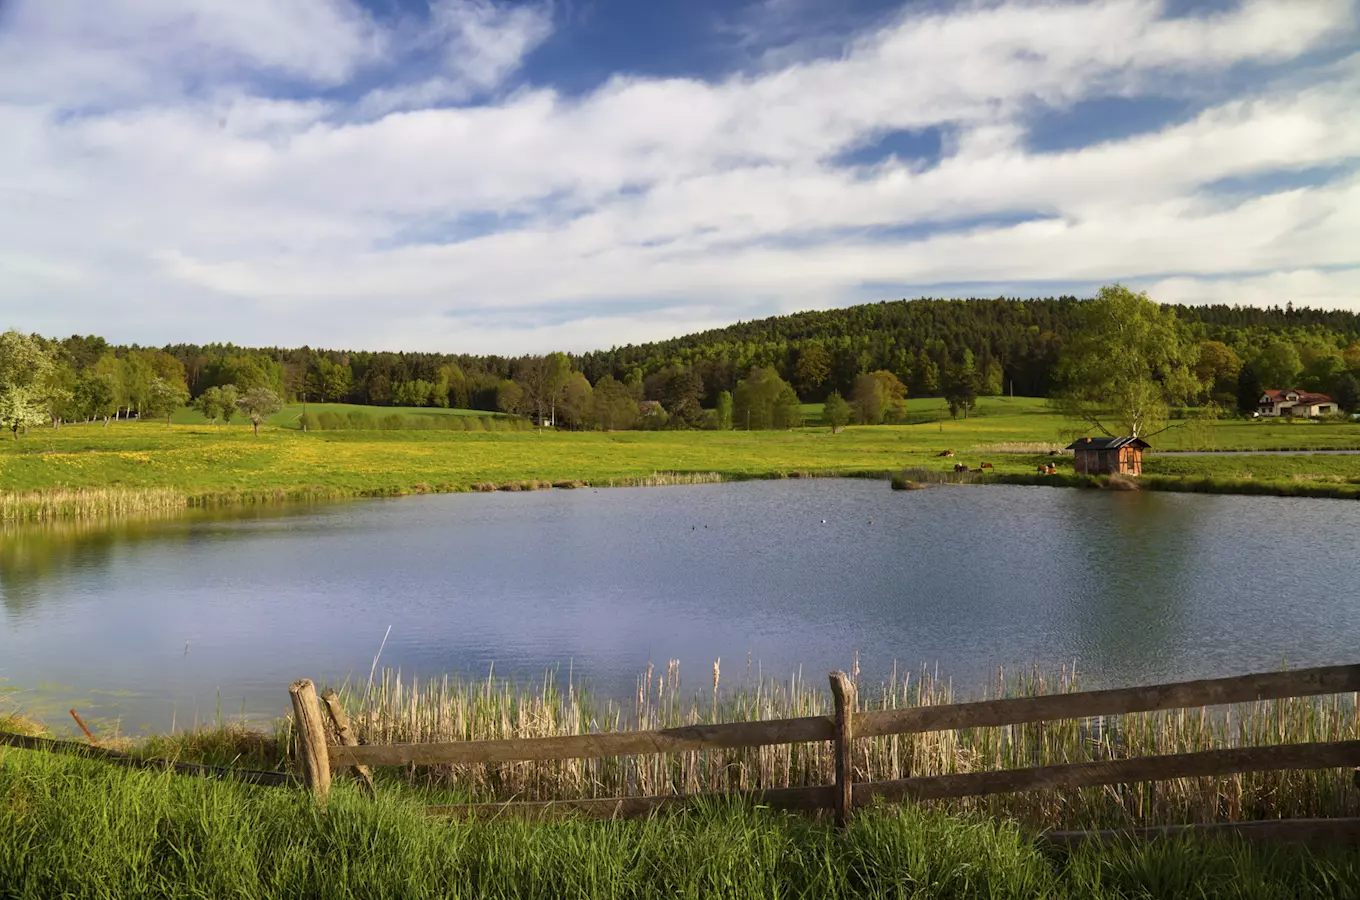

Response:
(1257, 389), (1337, 418)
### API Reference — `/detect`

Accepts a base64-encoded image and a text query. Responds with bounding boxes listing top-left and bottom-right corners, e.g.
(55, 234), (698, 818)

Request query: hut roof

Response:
(1065, 436), (1150, 451)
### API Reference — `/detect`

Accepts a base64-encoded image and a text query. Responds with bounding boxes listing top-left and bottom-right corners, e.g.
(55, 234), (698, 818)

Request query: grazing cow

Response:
(980, 462), (994, 469)
(954, 463), (969, 473)
(937, 450), (954, 457)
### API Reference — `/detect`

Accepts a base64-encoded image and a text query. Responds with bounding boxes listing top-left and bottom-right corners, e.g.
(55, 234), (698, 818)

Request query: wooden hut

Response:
(1066, 436), (1149, 476)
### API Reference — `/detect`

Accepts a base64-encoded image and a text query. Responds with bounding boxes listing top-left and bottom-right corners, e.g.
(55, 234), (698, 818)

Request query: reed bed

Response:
(593, 471), (725, 487)
(327, 662), (1360, 831)
(0, 487), (188, 521)
(893, 467), (988, 485)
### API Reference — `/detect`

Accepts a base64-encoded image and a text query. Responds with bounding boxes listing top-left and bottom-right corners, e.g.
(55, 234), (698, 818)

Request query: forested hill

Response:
(18, 295), (1360, 429)
(578, 297), (1360, 401)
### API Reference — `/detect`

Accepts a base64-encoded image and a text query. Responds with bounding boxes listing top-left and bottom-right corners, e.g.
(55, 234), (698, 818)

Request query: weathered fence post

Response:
(829, 670), (856, 828)
(321, 688), (377, 800)
(289, 679), (331, 805)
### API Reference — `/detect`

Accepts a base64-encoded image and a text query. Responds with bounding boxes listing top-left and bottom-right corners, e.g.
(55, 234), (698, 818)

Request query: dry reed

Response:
(0, 487), (188, 521)
(326, 662), (1360, 830)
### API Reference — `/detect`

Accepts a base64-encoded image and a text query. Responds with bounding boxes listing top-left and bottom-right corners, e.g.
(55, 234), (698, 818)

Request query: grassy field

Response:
(3, 662), (1359, 899)
(6, 747), (1358, 900)
(2, 397), (1358, 519)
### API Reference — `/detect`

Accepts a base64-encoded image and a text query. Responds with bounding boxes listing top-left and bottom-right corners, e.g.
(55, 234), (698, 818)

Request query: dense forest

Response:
(7, 296), (1360, 434)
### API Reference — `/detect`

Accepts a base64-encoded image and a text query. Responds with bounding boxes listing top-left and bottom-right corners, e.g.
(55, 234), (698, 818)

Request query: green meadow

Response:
(2, 397), (1358, 519)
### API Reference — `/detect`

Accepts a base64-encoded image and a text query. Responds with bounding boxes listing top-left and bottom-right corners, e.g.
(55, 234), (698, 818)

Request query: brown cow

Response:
(980, 462), (994, 469)
(953, 463), (969, 473)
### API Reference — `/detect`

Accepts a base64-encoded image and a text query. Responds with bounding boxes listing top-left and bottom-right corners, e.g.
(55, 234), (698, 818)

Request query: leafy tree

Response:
(1252, 341), (1302, 390)
(558, 372), (593, 429)
(73, 372), (117, 424)
(1195, 341), (1242, 402)
(194, 386), (225, 424)
(660, 368), (704, 428)
(733, 367), (796, 430)
(979, 359), (1004, 396)
(915, 349), (940, 395)
(42, 361), (76, 428)
(1334, 374), (1360, 414)
(1055, 285), (1198, 439)
(236, 387), (282, 436)
(773, 384), (803, 429)
(496, 379), (525, 415)
(1236, 364), (1263, 415)
(145, 376), (190, 426)
(217, 385), (239, 424)
(1299, 353), (1346, 395)
(516, 353), (572, 424)
(714, 390), (733, 430)
(823, 391), (851, 433)
(943, 363), (978, 419)
(0, 330), (55, 439)
(793, 345), (831, 397)
(850, 370), (907, 424)
(592, 375), (637, 430)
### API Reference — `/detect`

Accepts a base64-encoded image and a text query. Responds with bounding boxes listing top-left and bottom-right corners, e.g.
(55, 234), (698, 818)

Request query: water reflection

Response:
(2, 482), (1357, 733)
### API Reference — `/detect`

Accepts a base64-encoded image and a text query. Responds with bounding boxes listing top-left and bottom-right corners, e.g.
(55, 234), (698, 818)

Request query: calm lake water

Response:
(2, 480), (1358, 733)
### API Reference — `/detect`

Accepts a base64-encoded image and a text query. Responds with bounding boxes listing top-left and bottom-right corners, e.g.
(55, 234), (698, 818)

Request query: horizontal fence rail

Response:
(854, 663), (1360, 738)
(328, 716), (834, 768)
(288, 662), (1360, 840)
(328, 663), (1360, 768)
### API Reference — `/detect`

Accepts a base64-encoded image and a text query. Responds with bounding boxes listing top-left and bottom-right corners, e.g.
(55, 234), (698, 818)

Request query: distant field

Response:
(171, 402), (509, 427)
(3, 397), (1357, 514)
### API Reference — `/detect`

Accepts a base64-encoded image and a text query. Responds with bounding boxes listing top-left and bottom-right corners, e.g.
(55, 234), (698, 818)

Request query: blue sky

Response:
(1, 0), (1357, 352)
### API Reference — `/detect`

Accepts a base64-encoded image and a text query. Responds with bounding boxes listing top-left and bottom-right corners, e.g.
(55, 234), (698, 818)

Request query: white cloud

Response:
(0, 0), (1358, 352)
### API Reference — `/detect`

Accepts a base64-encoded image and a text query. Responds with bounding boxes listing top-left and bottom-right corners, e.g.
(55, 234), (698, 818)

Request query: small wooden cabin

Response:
(1066, 436), (1149, 476)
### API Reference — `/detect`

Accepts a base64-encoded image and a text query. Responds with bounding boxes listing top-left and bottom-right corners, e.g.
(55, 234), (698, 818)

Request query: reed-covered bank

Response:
(10, 662), (1358, 831)
(5, 663), (1360, 899)
(311, 664), (1360, 831)
(992, 471), (1360, 500)
(4, 749), (1357, 900)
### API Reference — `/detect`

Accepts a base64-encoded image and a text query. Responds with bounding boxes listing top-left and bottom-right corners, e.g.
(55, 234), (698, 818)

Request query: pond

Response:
(2, 480), (1358, 733)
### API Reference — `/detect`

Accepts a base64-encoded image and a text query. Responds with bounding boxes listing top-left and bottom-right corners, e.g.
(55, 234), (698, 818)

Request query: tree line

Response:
(3, 295), (1359, 438)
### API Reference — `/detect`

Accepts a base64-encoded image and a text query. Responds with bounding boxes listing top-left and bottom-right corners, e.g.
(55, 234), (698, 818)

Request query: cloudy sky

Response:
(1, 0), (1357, 353)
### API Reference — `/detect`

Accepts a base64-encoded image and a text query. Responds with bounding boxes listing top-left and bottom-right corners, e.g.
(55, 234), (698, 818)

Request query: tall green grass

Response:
(2, 746), (1357, 900)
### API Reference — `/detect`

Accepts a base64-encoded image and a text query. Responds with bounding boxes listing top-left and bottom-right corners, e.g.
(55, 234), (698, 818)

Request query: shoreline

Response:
(4, 462), (1358, 524)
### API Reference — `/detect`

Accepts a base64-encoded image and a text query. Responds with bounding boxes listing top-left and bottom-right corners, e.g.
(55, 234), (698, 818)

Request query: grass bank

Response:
(7, 749), (1360, 900)
(996, 472), (1360, 500)
(3, 397), (1357, 520)
(5, 660), (1360, 899)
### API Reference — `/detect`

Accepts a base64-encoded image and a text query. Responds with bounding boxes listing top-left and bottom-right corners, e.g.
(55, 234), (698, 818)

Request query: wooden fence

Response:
(290, 662), (1360, 840)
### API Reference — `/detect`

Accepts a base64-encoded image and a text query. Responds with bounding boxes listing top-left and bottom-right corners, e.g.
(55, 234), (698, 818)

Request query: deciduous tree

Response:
(0, 330), (54, 439)
(1055, 285), (1198, 439)
(236, 386), (282, 436)
(823, 391), (851, 433)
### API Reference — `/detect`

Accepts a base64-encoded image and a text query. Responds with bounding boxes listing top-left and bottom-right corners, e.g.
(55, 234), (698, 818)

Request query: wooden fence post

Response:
(829, 670), (856, 828)
(289, 679), (331, 805)
(321, 688), (376, 800)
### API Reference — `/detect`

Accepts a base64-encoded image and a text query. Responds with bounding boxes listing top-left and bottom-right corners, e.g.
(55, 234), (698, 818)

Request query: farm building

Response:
(1066, 436), (1149, 476)
(1256, 389), (1338, 417)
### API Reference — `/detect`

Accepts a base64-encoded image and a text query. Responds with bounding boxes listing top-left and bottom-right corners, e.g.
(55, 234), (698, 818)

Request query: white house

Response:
(1257, 389), (1338, 418)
